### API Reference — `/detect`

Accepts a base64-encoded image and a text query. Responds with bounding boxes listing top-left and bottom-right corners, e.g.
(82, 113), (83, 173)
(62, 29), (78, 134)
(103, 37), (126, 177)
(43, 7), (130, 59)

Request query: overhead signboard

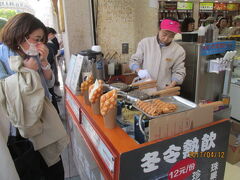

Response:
(163, 1), (177, 10)
(227, 3), (239, 11)
(200, 2), (214, 11)
(214, 3), (227, 11)
(177, 2), (193, 10)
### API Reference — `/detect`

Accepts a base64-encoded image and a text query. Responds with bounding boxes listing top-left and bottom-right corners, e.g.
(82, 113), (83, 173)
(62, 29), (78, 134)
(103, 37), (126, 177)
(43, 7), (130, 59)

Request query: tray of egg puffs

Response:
(133, 96), (197, 118)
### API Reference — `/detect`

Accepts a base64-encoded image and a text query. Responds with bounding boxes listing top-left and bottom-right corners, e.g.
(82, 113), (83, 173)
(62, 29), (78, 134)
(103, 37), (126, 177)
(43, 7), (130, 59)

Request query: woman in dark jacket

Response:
(181, 17), (195, 32)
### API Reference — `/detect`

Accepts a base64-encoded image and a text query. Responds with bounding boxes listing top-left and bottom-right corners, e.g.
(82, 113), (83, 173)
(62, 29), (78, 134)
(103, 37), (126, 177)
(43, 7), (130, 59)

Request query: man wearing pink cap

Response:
(129, 18), (186, 90)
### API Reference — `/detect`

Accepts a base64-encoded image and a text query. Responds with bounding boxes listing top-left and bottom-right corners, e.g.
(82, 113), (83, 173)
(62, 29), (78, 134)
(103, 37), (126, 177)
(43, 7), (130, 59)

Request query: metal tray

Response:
(133, 96), (197, 119)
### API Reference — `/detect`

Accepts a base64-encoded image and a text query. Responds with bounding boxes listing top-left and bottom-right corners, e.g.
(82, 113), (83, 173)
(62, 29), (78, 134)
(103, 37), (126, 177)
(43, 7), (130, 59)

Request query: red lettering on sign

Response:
(168, 158), (196, 180)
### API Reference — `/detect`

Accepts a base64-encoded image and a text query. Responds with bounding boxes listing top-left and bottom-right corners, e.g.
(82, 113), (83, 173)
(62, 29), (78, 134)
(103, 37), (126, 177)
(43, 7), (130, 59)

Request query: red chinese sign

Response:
(214, 3), (227, 11)
(168, 158), (196, 180)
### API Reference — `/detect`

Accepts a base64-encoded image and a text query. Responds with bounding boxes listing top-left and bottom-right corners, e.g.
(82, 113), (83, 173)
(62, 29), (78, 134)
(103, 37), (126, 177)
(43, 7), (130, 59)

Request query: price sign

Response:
(200, 2), (213, 10)
(227, 3), (239, 11)
(177, 2), (193, 10)
(214, 3), (227, 11)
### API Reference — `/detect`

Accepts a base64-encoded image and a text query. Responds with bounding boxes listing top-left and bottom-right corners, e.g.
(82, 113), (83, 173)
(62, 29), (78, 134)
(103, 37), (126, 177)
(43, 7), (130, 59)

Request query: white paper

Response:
(70, 54), (84, 93)
(65, 54), (77, 87)
(209, 60), (219, 74)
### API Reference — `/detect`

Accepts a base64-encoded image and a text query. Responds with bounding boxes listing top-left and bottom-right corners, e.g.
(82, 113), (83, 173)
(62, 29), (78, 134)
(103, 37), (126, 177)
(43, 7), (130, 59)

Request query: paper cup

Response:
(91, 98), (100, 115)
(83, 90), (90, 105)
(103, 107), (117, 129)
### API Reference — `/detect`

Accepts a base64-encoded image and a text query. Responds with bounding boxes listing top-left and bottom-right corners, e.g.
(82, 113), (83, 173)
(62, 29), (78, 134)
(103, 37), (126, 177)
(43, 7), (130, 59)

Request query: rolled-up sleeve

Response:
(171, 50), (186, 84)
(129, 40), (144, 71)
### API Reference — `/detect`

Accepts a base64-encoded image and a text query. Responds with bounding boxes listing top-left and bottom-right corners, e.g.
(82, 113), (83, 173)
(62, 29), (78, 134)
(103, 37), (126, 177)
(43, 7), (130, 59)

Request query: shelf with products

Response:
(158, 0), (193, 21)
(158, 10), (193, 21)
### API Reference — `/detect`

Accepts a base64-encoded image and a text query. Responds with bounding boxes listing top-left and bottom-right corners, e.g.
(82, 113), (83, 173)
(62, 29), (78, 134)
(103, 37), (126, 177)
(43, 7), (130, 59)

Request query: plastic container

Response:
(197, 24), (206, 43)
(205, 24), (214, 43)
(79, 49), (105, 80)
(182, 32), (198, 42)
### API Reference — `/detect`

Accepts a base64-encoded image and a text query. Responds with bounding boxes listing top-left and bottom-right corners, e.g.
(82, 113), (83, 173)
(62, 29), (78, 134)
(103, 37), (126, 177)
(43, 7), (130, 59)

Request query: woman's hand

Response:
(36, 43), (49, 64)
(23, 57), (39, 71)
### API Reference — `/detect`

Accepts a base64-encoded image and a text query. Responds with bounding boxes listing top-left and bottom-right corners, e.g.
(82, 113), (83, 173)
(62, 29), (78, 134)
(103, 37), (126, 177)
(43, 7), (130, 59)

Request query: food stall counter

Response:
(65, 85), (231, 180)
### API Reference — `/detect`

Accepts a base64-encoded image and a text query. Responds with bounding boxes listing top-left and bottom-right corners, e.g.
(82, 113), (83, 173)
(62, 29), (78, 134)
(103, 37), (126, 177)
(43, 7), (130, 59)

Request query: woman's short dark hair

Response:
(1, 13), (48, 52)
(216, 17), (228, 28)
(46, 27), (57, 35)
(181, 17), (195, 32)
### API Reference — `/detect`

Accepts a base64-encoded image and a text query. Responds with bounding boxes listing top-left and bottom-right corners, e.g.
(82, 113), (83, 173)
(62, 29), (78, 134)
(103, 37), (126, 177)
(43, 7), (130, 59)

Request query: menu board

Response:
(214, 3), (227, 11)
(177, 2), (193, 10)
(65, 54), (77, 87)
(163, 1), (177, 10)
(70, 54), (84, 93)
(227, 3), (239, 11)
(200, 2), (214, 11)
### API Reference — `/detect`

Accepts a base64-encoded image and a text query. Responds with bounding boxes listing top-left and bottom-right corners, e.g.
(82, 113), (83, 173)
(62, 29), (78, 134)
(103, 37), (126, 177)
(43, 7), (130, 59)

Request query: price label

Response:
(66, 93), (79, 119)
(81, 113), (115, 173)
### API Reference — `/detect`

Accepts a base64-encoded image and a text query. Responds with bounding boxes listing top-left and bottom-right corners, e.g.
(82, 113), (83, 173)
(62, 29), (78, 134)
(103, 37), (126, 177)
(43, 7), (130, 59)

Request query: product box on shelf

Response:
(227, 120), (240, 164)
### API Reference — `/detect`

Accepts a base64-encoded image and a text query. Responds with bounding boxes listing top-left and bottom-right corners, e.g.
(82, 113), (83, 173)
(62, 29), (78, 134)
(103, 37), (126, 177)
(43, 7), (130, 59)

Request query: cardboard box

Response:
(227, 121), (240, 164)
(149, 105), (213, 141)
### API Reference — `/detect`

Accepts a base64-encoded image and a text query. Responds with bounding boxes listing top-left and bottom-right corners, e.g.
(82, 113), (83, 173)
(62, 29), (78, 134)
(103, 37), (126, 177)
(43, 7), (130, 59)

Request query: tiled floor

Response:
(224, 162), (240, 180)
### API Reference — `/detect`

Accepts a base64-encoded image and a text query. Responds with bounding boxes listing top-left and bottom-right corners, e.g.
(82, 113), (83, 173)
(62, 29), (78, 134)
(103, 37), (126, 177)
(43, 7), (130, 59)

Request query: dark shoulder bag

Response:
(7, 127), (44, 180)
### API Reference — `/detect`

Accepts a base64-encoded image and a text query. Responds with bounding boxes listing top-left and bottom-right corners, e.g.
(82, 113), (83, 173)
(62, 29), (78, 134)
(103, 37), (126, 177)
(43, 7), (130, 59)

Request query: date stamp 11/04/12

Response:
(189, 152), (225, 158)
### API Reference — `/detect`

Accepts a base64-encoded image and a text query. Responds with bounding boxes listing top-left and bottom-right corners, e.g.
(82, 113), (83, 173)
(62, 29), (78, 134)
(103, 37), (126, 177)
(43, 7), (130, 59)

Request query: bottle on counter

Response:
(197, 24), (206, 43)
(205, 24), (214, 43)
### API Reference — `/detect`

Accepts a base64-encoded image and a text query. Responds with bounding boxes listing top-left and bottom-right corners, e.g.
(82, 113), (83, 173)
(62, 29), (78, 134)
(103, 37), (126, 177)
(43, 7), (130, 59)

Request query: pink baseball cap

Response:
(160, 19), (181, 33)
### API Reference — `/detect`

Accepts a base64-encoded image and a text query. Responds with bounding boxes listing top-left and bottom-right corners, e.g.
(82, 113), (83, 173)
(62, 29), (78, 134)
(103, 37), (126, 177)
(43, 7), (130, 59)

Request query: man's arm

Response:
(129, 40), (144, 72)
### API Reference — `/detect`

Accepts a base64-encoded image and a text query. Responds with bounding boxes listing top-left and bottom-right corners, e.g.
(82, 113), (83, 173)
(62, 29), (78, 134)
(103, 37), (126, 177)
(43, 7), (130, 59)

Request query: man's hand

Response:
(137, 69), (151, 79)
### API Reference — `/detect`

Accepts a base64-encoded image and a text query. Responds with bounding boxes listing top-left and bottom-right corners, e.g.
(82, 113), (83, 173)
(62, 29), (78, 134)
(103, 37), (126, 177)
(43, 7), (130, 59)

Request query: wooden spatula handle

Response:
(131, 80), (157, 87)
(199, 101), (224, 110)
(150, 86), (181, 96)
(161, 91), (180, 97)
